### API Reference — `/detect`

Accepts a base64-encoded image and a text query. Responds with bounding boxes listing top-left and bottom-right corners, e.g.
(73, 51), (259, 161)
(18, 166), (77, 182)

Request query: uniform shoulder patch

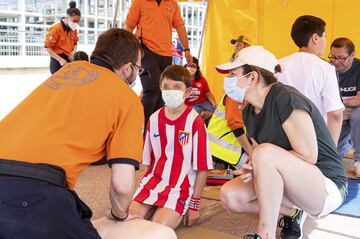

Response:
(44, 63), (99, 90)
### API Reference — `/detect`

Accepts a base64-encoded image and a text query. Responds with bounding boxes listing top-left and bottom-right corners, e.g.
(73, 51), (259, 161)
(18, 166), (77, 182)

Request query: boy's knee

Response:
(152, 217), (178, 230)
(220, 184), (248, 212)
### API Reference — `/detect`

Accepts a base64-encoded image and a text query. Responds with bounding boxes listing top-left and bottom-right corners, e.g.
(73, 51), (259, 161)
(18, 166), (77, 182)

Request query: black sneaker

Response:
(243, 234), (262, 239)
(279, 209), (307, 239)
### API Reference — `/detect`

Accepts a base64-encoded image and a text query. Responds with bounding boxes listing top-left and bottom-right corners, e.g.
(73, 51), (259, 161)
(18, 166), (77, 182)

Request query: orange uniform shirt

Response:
(126, 0), (184, 57)
(44, 20), (78, 57)
(0, 61), (144, 189)
(224, 96), (246, 131)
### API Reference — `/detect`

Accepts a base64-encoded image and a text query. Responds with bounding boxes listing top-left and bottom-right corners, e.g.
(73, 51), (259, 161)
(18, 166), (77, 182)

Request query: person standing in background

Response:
(230, 35), (251, 61)
(126, 0), (193, 126)
(44, 1), (80, 74)
(172, 29), (184, 65)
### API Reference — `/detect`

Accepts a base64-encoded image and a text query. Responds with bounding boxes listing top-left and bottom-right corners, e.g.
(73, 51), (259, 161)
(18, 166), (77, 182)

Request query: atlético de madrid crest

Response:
(178, 130), (190, 146)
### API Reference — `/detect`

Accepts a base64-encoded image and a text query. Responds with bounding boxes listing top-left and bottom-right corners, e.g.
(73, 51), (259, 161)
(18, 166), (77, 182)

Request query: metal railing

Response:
(0, 29), (99, 56)
(0, 4), (206, 57)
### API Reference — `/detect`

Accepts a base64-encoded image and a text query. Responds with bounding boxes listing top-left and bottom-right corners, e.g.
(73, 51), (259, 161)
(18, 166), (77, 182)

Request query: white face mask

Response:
(128, 80), (136, 88)
(186, 67), (196, 76)
(68, 20), (78, 31)
(115, 65), (136, 89)
(162, 90), (185, 109)
(223, 72), (251, 103)
(124, 65), (137, 88)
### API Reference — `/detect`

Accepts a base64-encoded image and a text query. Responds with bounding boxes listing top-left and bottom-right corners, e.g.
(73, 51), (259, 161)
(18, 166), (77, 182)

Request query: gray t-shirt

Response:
(243, 83), (347, 194)
(338, 58), (360, 98)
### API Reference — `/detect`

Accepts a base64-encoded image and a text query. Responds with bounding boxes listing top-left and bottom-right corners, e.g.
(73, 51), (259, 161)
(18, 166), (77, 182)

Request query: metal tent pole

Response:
(112, 0), (121, 28)
(197, 1), (209, 62)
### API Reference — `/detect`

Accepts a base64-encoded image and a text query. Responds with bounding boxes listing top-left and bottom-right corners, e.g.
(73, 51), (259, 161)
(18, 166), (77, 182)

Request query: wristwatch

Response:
(184, 48), (190, 52)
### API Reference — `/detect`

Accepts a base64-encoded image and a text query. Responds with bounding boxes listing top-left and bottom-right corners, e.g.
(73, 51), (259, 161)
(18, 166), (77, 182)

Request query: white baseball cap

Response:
(216, 46), (279, 74)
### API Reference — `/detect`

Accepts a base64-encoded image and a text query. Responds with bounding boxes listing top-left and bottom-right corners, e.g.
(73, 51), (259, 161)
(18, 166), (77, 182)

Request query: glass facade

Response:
(0, 0), (207, 57)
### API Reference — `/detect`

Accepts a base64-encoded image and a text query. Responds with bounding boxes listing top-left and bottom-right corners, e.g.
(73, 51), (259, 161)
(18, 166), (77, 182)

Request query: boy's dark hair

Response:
(67, 1), (81, 17)
(331, 37), (355, 55)
(185, 56), (202, 81)
(160, 65), (191, 88)
(91, 29), (142, 70)
(242, 64), (280, 86)
(72, 51), (89, 61)
(291, 15), (326, 48)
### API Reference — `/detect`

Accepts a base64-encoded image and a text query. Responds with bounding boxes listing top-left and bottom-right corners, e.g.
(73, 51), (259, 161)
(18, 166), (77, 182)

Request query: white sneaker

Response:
(354, 161), (360, 178)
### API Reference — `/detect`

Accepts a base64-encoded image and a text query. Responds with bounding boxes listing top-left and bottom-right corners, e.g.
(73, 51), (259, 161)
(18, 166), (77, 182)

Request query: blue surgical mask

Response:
(223, 73), (251, 103)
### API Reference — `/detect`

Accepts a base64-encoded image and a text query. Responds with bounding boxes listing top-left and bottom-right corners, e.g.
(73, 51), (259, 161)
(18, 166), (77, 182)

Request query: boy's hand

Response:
(183, 209), (199, 227)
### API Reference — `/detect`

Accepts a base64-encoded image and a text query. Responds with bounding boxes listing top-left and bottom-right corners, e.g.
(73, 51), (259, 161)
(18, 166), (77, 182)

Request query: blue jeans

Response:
(192, 99), (215, 114)
(172, 55), (183, 65)
(337, 107), (360, 161)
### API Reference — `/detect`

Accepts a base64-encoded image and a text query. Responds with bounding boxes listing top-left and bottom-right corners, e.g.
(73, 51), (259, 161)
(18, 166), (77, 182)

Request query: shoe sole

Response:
(299, 212), (307, 239)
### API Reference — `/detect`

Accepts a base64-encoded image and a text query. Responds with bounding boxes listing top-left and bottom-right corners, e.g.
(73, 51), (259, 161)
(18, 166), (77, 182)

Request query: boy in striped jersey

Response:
(130, 65), (213, 229)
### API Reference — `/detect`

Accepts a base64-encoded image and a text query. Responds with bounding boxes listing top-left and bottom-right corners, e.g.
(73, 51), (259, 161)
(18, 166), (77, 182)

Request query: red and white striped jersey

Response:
(134, 107), (213, 215)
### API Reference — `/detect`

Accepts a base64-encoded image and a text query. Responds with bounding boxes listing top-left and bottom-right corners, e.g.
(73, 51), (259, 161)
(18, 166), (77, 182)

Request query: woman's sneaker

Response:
(279, 209), (307, 239)
(243, 234), (263, 239)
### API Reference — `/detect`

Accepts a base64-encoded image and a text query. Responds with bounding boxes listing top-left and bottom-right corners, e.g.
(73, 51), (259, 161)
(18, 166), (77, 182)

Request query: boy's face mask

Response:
(162, 90), (185, 109)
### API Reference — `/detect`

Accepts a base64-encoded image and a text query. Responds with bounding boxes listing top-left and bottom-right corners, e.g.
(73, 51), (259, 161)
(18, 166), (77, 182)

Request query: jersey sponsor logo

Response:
(153, 133), (160, 137)
(188, 88), (200, 100)
(340, 87), (356, 93)
(179, 130), (190, 146)
(179, 199), (186, 206)
(44, 64), (99, 90)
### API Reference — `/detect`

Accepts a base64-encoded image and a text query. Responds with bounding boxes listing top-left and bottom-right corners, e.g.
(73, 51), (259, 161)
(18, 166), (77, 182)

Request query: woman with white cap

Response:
(217, 46), (347, 239)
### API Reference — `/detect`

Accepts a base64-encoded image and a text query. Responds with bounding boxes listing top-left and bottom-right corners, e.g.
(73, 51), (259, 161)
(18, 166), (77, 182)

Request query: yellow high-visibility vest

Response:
(208, 95), (242, 165)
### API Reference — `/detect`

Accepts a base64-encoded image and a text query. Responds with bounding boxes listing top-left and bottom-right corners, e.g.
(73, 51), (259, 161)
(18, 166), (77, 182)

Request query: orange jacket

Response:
(44, 20), (78, 57)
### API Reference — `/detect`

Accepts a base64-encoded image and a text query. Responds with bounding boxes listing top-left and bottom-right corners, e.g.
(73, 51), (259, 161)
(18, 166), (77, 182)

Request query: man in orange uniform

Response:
(126, 0), (192, 125)
(0, 29), (154, 238)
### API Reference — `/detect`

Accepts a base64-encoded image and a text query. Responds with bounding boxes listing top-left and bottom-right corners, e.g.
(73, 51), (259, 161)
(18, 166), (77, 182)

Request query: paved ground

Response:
(76, 162), (360, 239)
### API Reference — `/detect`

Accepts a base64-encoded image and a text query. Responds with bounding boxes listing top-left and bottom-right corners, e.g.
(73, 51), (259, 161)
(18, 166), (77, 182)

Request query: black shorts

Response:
(49, 53), (70, 74)
(0, 176), (101, 239)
